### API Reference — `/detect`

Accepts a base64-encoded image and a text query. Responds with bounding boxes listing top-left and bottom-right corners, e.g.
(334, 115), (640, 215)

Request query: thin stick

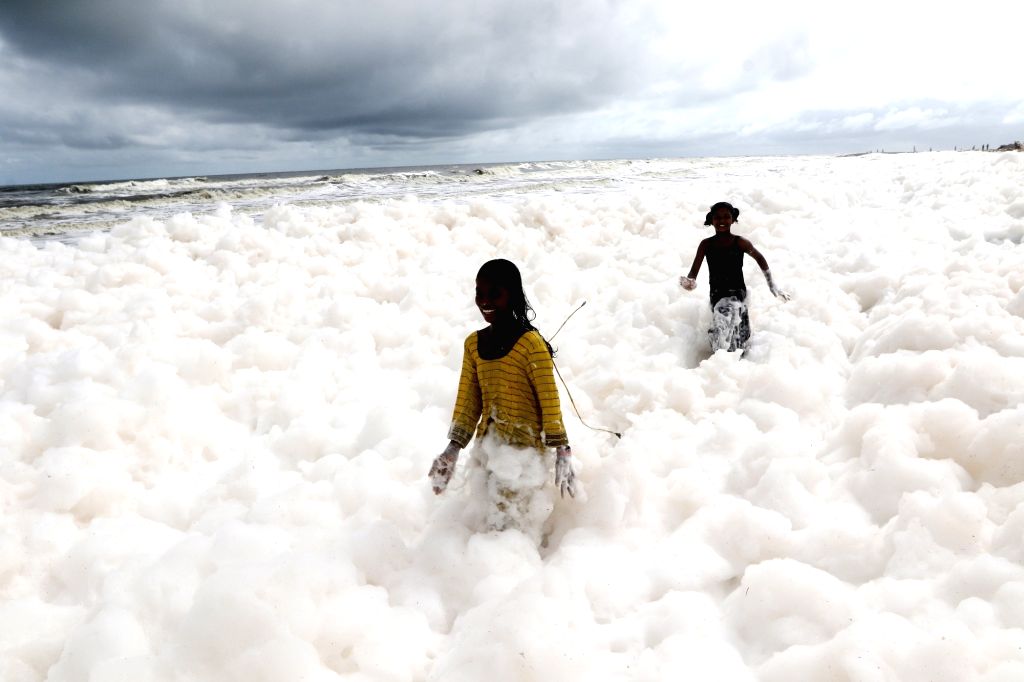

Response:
(546, 299), (622, 439)
(549, 301), (586, 341)
(553, 361), (622, 439)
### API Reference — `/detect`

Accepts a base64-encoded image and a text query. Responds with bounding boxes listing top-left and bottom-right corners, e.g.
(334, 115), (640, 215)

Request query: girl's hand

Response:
(429, 443), (460, 494)
(764, 269), (791, 301)
(555, 446), (577, 499)
(679, 276), (697, 291)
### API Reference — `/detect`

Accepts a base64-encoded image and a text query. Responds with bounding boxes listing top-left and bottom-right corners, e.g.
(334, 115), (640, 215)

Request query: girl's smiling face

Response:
(475, 276), (511, 324)
(711, 205), (735, 232)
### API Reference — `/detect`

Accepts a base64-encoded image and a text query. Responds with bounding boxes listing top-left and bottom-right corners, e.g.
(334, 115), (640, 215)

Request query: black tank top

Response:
(706, 235), (746, 298)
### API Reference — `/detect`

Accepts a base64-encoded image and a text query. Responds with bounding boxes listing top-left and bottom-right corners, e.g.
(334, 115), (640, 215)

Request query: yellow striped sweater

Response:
(447, 330), (569, 449)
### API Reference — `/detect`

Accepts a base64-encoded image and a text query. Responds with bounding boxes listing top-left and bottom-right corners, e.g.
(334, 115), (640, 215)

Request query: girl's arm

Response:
(431, 335), (482, 494)
(524, 333), (576, 497)
(524, 334), (568, 448)
(740, 237), (768, 270)
(680, 240), (707, 290)
(446, 335), (483, 447)
(740, 238), (790, 300)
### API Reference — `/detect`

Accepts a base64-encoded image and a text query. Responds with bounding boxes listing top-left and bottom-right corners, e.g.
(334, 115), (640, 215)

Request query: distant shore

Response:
(842, 140), (1023, 157)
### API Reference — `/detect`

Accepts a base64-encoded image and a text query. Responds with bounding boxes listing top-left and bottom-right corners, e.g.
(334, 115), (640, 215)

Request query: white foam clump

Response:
(1, 152), (1023, 681)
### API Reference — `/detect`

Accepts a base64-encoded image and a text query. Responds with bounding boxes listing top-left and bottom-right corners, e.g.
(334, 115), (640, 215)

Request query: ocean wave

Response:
(58, 178), (183, 195)
(3, 158), (673, 239)
(331, 169), (448, 186)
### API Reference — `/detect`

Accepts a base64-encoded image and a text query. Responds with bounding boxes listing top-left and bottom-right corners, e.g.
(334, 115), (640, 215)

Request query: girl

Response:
(429, 259), (576, 537)
(680, 202), (790, 352)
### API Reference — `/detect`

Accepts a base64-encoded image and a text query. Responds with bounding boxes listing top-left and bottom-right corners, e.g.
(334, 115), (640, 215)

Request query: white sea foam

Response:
(1, 152), (1024, 681)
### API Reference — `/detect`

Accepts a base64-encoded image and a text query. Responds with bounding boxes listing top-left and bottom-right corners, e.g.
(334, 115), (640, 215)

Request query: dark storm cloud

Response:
(1, 105), (136, 150)
(3, 1), (1018, 185)
(0, 0), (655, 139)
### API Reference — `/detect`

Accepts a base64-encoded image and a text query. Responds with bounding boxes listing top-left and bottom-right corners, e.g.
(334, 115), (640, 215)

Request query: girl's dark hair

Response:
(704, 201), (740, 226)
(477, 258), (555, 356)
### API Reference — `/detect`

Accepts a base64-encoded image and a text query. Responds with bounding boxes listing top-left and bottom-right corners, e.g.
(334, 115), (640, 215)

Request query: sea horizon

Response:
(4, 149), (995, 243)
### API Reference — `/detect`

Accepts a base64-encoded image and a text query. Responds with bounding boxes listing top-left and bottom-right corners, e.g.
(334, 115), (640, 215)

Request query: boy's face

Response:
(475, 276), (511, 324)
(711, 206), (735, 232)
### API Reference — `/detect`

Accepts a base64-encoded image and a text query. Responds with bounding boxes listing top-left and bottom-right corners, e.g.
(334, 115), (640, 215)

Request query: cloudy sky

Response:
(1, 0), (1022, 185)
